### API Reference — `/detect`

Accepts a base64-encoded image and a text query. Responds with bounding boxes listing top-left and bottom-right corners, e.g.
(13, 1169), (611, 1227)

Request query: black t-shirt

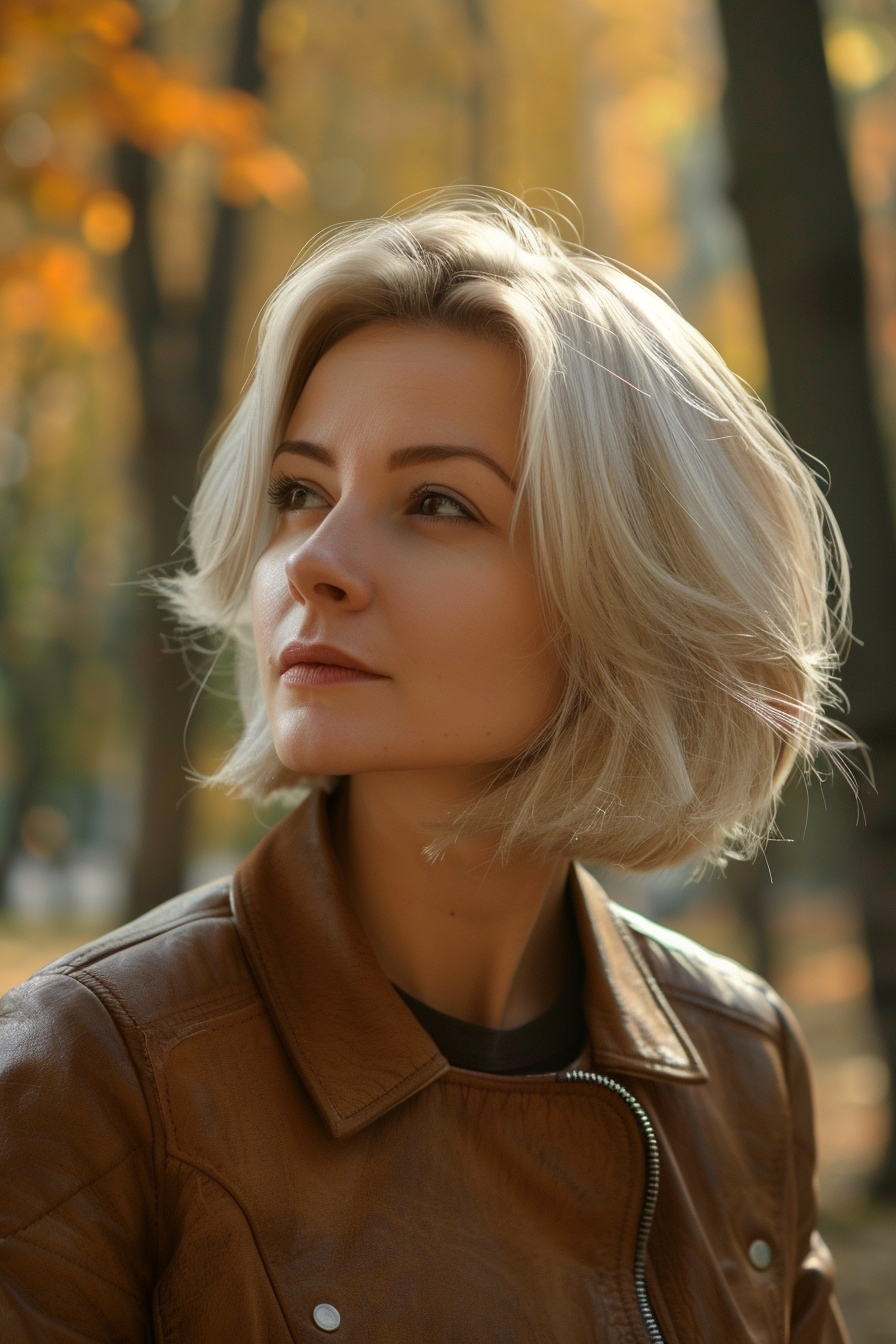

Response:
(394, 941), (587, 1076)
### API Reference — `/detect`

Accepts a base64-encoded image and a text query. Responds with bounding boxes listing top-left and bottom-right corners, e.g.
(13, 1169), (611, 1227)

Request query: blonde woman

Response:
(0, 194), (851, 1342)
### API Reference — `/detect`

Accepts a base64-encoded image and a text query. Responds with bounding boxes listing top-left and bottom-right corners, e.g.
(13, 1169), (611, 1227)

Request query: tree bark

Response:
(716, 0), (896, 1191)
(121, 0), (266, 917)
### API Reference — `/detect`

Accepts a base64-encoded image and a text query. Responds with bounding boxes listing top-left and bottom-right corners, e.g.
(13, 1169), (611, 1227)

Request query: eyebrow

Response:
(272, 439), (516, 489)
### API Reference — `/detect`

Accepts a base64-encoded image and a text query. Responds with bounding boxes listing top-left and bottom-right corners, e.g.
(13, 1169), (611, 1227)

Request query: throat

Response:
(330, 773), (576, 1030)
(393, 928), (587, 1075)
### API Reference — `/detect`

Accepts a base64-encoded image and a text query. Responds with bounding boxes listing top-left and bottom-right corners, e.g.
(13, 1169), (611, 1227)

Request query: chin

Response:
(269, 708), (377, 777)
(272, 732), (491, 780)
(272, 729), (400, 777)
(274, 745), (367, 778)
(270, 710), (527, 779)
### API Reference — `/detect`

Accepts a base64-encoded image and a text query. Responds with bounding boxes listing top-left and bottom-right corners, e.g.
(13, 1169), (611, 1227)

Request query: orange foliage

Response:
(0, 0), (307, 352)
(1, 240), (121, 349)
(81, 189), (132, 253)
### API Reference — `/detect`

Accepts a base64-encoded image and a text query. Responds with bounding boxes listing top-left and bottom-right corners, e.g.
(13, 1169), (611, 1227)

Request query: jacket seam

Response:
(659, 984), (783, 1040)
(69, 968), (164, 1271)
(0, 1146), (141, 1241)
(774, 996), (817, 1167)
(158, 1005), (268, 1151)
(569, 1078), (650, 1341)
(592, 1082), (645, 1340)
(146, 986), (261, 1035)
(57, 899), (232, 973)
(770, 1017), (792, 1313)
(644, 1258), (683, 1344)
(10, 1230), (145, 1303)
(164, 1154), (298, 1342)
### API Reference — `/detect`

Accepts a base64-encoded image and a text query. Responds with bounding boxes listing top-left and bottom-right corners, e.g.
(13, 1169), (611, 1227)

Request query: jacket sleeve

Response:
(776, 994), (851, 1344)
(0, 971), (156, 1342)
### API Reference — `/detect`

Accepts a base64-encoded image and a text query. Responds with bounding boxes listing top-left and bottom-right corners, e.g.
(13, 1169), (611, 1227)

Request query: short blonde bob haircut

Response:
(167, 190), (851, 871)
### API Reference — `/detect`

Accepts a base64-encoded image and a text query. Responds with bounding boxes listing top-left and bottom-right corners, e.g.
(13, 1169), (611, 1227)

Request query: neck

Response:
(332, 770), (572, 1030)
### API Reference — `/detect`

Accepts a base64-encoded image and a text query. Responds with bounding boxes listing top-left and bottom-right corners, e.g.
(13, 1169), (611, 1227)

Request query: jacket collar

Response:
(232, 791), (707, 1139)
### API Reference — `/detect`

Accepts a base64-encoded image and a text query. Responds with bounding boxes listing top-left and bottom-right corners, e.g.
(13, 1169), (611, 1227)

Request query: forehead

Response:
(283, 324), (526, 459)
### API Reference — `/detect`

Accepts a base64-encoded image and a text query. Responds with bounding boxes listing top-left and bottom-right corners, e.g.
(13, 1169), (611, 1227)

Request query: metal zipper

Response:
(560, 1069), (665, 1344)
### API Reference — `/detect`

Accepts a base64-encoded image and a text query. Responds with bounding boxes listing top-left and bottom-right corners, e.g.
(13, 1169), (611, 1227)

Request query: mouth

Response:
(277, 642), (387, 687)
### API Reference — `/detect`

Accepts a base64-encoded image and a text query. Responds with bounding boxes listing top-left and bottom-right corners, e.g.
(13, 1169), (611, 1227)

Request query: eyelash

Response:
(408, 482), (476, 523)
(267, 476), (320, 512)
(267, 475), (477, 524)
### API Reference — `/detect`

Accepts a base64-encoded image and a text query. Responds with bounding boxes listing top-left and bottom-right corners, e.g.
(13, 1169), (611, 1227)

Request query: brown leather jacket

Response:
(0, 792), (848, 1343)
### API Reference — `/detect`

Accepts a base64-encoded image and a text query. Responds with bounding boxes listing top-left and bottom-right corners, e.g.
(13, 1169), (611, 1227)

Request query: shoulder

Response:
(613, 903), (787, 1042)
(0, 895), (228, 1280)
(613, 904), (819, 1166)
(4, 877), (254, 1038)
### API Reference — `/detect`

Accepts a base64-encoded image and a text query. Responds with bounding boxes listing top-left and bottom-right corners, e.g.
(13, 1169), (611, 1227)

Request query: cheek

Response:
(401, 557), (561, 716)
(251, 551), (289, 669)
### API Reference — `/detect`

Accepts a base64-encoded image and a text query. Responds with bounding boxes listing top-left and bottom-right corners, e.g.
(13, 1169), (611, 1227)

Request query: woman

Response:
(0, 193), (852, 1342)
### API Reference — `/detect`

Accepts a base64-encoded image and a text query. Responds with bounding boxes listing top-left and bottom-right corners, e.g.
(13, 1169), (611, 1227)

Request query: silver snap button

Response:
(312, 1303), (341, 1332)
(748, 1239), (773, 1270)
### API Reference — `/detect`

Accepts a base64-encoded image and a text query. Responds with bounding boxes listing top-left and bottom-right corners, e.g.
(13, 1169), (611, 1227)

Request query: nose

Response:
(282, 509), (372, 611)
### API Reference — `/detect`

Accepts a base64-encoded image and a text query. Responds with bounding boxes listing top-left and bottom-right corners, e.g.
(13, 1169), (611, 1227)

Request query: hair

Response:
(163, 188), (853, 871)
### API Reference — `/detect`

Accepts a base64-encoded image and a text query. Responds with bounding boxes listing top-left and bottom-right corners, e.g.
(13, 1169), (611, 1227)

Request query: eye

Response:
(267, 476), (328, 513)
(410, 487), (476, 522)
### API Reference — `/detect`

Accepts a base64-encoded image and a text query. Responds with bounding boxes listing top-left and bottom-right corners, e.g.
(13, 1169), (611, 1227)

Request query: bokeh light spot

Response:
(3, 113), (54, 168)
(825, 22), (896, 92)
(82, 190), (134, 253)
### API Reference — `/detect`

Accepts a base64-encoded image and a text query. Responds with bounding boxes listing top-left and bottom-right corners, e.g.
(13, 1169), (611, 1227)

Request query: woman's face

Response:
(252, 322), (564, 782)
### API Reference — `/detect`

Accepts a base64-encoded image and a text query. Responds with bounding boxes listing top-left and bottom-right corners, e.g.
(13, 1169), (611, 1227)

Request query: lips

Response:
(277, 642), (386, 685)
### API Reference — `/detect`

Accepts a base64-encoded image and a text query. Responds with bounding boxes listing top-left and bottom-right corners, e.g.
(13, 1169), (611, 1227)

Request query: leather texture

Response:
(0, 790), (849, 1342)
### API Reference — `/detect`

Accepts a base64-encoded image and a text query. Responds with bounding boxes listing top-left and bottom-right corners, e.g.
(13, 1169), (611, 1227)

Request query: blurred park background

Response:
(2, 1), (896, 1336)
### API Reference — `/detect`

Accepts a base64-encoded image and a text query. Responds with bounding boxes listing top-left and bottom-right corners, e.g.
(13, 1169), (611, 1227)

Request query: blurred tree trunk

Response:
(717, 0), (896, 1191)
(462, 0), (489, 182)
(0, 555), (66, 898)
(121, 0), (265, 918)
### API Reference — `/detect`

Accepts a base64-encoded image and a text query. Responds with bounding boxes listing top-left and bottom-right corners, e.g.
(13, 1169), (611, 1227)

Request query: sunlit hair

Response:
(164, 188), (853, 870)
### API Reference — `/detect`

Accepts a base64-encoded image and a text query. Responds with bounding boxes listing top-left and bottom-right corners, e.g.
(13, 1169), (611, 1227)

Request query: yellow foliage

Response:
(826, 21), (896, 94)
(104, 47), (163, 106)
(582, 0), (720, 278)
(693, 266), (769, 394)
(100, 50), (268, 159)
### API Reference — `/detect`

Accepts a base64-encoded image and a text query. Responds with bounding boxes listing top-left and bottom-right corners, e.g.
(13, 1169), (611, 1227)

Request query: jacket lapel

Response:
(232, 791), (706, 1139)
(232, 790), (449, 1138)
(572, 865), (708, 1082)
